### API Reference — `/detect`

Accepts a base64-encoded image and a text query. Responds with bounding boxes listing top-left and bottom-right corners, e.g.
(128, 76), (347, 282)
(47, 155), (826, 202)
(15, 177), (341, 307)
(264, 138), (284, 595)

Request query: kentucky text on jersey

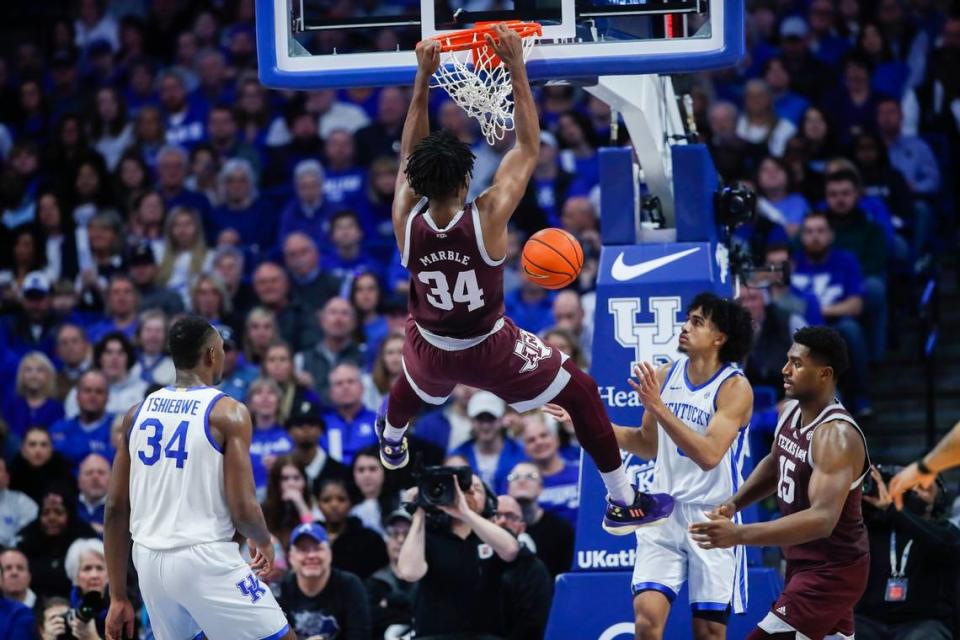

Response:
(663, 401), (711, 429)
(145, 396), (203, 416)
(418, 251), (471, 267)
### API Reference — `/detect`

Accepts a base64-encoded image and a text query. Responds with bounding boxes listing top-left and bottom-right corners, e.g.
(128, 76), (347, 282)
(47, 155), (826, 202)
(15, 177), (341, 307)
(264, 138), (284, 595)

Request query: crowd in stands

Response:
(0, 0), (957, 638)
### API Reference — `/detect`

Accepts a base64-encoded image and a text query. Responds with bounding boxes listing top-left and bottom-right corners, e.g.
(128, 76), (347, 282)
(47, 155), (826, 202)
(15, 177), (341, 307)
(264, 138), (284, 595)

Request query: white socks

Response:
(383, 421), (407, 442)
(600, 466), (636, 505)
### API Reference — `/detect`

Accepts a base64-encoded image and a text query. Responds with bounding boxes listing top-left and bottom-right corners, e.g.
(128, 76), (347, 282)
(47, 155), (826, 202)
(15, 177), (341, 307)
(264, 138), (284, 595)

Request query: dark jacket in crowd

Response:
(330, 516), (388, 581)
(276, 569), (372, 640)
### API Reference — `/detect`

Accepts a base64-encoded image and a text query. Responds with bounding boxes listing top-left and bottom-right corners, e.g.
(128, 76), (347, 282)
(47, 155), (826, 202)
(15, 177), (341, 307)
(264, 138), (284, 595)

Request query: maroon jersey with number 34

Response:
(772, 400), (871, 562)
(401, 198), (505, 339)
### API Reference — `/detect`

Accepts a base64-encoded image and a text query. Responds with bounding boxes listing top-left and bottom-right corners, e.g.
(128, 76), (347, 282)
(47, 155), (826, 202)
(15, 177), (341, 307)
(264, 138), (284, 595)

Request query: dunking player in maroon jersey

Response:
(374, 25), (673, 533)
(690, 327), (871, 640)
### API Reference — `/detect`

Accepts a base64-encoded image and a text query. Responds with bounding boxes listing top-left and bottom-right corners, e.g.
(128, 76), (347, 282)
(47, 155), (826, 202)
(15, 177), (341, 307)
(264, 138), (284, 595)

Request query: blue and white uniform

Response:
(631, 356), (750, 616)
(128, 385), (289, 640)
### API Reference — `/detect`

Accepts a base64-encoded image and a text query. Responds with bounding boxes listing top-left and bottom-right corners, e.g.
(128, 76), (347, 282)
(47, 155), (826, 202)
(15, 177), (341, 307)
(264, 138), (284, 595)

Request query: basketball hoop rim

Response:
(426, 21), (542, 54)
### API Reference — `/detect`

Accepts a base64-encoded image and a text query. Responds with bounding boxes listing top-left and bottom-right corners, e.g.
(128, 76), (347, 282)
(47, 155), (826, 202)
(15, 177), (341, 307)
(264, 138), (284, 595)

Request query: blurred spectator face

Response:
(13, 233), (36, 269)
(557, 113), (586, 147)
(853, 135), (880, 167)
(944, 18), (960, 50)
(108, 279), (137, 318)
(763, 59), (790, 92)
(0, 550), (31, 597)
(139, 317), (166, 355)
(876, 101), (902, 139)
(263, 345), (293, 383)
(552, 291), (583, 334)
(239, 81), (265, 115)
(321, 298), (355, 339)
(22, 429), (53, 467)
(11, 146), (39, 177)
(197, 50), (226, 88)
(159, 74), (187, 113)
(75, 551), (107, 593)
(370, 161), (397, 197)
(494, 496), (526, 536)
(193, 11), (218, 44)
(800, 215), (833, 256)
(288, 421), (322, 449)
(758, 158), (789, 196)
(324, 130), (355, 169)
(37, 194), (63, 230)
(247, 314), (276, 351)
(844, 62), (870, 95)
(807, 0), (834, 35)
(157, 150), (188, 190)
(214, 253), (243, 288)
(508, 462), (544, 501)
(19, 357), (48, 395)
(22, 287), (51, 322)
(87, 220), (117, 255)
(137, 192), (164, 229)
(860, 24), (884, 58)
(876, 0), (901, 26)
(318, 482), (351, 524)
(253, 264), (289, 307)
(283, 234), (319, 279)
(561, 197), (596, 234)
(738, 286), (766, 326)
(328, 365), (363, 409)
(79, 455), (111, 502)
(439, 100), (471, 136)
(98, 340), (131, 383)
(19, 80), (41, 113)
(171, 210), (199, 249)
(331, 215), (362, 250)
(0, 459), (7, 490)
(802, 108), (828, 142)
(744, 82), (772, 119)
(825, 178), (859, 216)
(280, 464), (306, 499)
(223, 168), (253, 206)
(385, 520), (410, 562)
(378, 88), (407, 126)
(465, 474), (486, 515)
(381, 336), (403, 376)
(78, 371), (109, 415)
(294, 169), (323, 206)
(352, 274), (379, 313)
(249, 385), (280, 420)
(207, 108), (237, 144)
(288, 536), (332, 579)
(290, 111), (318, 141)
(708, 103), (738, 138)
(57, 326), (89, 367)
(40, 493), (69, 536)
(471, 412), (502, 445)
(75, 163), (100, 199)
(95, 88), (119, 124)
(353, 453), (384, 498)
(305, 89), (335, 114)
(522, 417), (560, 464)
(129, 64), (154, 97)
(193, 278), (223, 316)
(544, 331), (573, 357)
(536, 139), (558, 173)
(136, 107), (163, 142)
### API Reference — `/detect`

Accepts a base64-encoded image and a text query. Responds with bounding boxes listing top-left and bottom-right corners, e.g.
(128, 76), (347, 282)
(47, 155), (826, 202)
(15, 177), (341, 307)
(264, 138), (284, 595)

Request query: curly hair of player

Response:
(404, 130), (476, 200)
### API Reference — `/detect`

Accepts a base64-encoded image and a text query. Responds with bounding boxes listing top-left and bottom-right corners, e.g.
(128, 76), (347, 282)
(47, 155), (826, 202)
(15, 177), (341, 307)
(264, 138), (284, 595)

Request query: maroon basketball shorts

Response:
(401, 315), (569, 411)
(757, 554), (869, 640)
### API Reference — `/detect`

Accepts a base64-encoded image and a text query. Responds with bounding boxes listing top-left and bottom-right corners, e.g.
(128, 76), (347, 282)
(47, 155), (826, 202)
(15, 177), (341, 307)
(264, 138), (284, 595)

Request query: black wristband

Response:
(917, 459), (933, 475)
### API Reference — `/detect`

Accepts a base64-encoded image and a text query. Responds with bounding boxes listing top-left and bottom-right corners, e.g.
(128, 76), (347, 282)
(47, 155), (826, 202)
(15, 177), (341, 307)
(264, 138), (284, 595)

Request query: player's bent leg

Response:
(633, 591), (672, 640)
(550, 360), (674, 533)
(376, 370), (432, 469)
(691, 614), (728, 640)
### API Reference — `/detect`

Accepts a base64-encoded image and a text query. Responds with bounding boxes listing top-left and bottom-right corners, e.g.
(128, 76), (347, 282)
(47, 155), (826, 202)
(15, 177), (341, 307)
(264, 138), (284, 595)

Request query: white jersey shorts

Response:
(631, 502), (747, 615)
(133, 540), (289, 640)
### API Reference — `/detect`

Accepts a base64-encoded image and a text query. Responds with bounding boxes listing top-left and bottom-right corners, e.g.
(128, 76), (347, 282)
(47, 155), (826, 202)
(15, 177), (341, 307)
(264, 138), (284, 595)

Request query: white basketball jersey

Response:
(129, 386), (236, 550)
(649, 356), (750, 505)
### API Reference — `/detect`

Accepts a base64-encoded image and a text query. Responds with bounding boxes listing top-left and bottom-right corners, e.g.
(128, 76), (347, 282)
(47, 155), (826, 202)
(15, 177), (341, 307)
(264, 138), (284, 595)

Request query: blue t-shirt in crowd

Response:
(0, 597), (34, 640)
(540, 459), (580, 527)
(205, 198), (278, 255)
(249, 425), (293, 491)
(1, 396), (64, 438)
(77, 497), (106, 531)
(49, 413), (116, 468)
(505, 290), (556, 336)
(323, 167), (367, 209)
(790, 249), (864, 311)
(411, 407), (453, 453)
(218, 363), (261, 402)
(86, 318), (138, 345)
(322, 250), (384, 283)
(322, 407), (378, 465)
(450, 437), (528, 495)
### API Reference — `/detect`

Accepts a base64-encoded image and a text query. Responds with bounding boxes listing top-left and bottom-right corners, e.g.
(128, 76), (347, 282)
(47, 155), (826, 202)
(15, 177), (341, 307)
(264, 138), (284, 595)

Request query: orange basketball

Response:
(520, 228), (584, 290)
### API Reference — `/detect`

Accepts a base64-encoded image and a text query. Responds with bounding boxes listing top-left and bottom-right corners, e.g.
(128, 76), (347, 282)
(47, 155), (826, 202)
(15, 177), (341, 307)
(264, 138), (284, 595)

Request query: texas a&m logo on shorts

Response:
(513, 330), (553, 373)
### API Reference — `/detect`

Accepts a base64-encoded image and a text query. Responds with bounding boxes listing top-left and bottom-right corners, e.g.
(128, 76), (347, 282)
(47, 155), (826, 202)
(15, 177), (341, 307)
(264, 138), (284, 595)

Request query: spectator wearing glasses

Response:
(276, 523), (373, 640)
(507, 461), (575, 578)
(450, 392), (527, 495)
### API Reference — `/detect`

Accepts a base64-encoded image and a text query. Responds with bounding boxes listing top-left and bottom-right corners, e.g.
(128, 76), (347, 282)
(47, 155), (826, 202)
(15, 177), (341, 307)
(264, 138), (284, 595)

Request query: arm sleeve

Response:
(342, 573), (374, 640)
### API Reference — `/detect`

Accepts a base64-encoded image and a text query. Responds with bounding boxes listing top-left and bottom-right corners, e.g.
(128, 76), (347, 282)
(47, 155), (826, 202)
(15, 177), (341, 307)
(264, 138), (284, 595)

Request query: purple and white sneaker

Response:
(602, 491), (674, 535)
(375, 399), (409, 470)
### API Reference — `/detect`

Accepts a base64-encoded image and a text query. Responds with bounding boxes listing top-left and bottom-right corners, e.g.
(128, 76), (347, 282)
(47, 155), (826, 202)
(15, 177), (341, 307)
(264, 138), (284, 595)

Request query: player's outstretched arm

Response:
(476, 23), (539, 230)
(215, 397), (274, 574)
(691, 420), (863, 549)
(392, 39), (440, 243)
(725, 450), (779, 515)
(889, 419), (960, 508)
(104, 404), (138, 640)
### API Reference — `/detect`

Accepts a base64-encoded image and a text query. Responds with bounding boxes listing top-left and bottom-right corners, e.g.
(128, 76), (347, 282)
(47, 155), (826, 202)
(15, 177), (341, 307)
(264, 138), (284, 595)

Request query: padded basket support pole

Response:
(585, 75), (686, 235)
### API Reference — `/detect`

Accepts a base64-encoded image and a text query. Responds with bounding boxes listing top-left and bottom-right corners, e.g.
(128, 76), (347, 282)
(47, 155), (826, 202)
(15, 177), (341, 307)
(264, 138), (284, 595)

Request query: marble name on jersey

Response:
(418, 250), (471, 267)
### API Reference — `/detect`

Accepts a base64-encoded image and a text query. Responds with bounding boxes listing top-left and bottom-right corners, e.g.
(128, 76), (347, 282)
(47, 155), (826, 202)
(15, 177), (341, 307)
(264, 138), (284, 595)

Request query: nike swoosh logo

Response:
(610, 247), (701, 282)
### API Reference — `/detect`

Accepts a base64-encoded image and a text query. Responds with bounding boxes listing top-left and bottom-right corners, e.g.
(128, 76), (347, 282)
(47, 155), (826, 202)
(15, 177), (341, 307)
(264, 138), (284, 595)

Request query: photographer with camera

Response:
(855, 465), (960, 639)
(63, 538), (109, 640)
(396, 467), (519, 639)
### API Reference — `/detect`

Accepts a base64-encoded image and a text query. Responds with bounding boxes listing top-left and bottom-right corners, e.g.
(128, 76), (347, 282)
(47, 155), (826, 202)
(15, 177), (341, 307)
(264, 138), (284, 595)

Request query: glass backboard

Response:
(256, 0), (744, 89)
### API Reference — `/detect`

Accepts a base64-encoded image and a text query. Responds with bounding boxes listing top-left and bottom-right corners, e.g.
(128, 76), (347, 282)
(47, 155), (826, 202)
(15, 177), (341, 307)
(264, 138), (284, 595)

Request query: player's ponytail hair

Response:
(404, 130), (476, 201)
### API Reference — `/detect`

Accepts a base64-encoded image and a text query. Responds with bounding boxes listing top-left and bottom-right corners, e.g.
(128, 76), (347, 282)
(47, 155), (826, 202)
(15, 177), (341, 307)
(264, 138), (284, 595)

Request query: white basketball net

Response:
(432, 31), (538, 146)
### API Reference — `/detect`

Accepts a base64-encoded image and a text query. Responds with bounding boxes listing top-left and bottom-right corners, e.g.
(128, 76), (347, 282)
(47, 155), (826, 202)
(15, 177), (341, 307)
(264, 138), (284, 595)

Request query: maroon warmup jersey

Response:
(772, 399), (871, 562)
(401, 197), (505, 339)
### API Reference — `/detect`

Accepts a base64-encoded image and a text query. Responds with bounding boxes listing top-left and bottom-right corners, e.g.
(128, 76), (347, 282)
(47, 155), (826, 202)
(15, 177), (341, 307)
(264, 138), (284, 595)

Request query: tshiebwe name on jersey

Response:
(145, 396), (203, 416)
(418, 251), (471, 267)
(777, 432), (809, 463)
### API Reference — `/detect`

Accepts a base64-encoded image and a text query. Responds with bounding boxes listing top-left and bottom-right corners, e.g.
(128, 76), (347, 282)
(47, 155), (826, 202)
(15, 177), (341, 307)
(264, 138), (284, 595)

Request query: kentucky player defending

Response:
(104, 316), (293, 640)
(553, 293), (755, 639)
(375, 24), (672, 534)
(691, 327), (871, 640)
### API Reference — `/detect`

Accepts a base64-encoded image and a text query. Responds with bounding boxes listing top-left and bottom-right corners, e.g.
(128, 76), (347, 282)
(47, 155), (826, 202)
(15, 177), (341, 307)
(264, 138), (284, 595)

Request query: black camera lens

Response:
(427, 482), (445, 500)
